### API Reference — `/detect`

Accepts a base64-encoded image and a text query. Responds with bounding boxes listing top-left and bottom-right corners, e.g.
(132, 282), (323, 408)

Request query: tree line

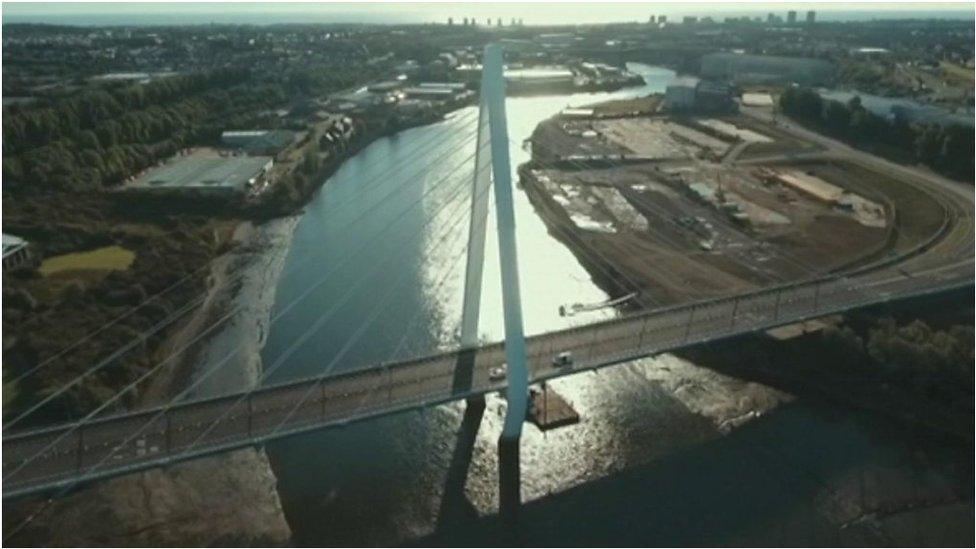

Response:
(779, 86), (974, 182)
(822, 318), (973, 410)
(2, 69), (288, 192)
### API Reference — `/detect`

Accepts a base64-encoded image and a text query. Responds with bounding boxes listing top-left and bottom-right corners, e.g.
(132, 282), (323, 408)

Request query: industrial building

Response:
(772, 170), (845, 204)
(695, 80), (736, 113)
(331, 89), (383, 113)
(664, 77), (735, 113)
(2, 233), (32, 272)
(366, 81), (402, 94)
(402, 83), (471, 103)
(700, 52), (835, 86)
(664, 77), (700, 110)
(129, 150), (273, 197)
(402, 87), (456, 100)
(221, 130), (296, 156)
(504, 66), (576, 93)
(419, 82), (467, 91)
(505, 67), (574, 84)
(742, 92), (775, 107)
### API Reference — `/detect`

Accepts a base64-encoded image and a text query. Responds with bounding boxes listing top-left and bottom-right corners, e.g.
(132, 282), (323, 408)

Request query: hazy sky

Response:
(3, 1), (974, 25)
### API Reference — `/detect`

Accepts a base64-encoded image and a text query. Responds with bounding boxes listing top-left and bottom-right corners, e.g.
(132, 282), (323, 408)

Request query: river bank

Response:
(4, 95), (493, 545)
(6, 218), (298, 546)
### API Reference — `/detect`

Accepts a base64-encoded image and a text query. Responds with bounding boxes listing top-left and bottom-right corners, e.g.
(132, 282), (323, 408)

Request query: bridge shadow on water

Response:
(418, 397), (973, 547)
(435, 395), (485, 532)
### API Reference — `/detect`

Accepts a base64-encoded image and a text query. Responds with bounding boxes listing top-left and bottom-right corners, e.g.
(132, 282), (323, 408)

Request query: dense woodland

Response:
(821, 316), (974, 424)
(779, 86), (974, 181)
(2, 35), (392, 195)
(1, 70), (290, 192)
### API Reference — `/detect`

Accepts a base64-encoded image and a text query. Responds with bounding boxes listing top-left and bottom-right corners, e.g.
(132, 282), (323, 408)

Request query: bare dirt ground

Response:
(522, 112), (940, 308)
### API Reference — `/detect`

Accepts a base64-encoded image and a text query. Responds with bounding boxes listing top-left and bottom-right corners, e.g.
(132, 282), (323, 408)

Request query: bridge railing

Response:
(6, 257), (970, 450)
(3, 262), (973, 496)
(3, 260), (971, 498)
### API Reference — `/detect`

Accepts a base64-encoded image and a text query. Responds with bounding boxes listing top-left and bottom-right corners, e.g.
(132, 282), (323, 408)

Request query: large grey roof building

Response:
(700, 52), (834, 86)
(130, 150), (272, 196)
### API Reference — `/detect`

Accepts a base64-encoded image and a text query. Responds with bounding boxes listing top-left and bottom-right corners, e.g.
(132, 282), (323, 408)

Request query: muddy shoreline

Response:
(7, 108), (470, 546)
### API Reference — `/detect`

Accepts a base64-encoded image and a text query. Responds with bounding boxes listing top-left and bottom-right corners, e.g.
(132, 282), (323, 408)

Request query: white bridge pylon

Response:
(458, 44), (529, 517)
(459, 43), (529, 440)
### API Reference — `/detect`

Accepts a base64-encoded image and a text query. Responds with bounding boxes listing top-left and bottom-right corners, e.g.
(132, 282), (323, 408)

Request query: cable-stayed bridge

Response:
(3, 44), (973, 515)
(3, 258), (971, 500)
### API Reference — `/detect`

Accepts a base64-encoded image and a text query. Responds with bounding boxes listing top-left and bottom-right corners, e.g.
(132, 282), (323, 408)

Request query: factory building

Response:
(221, 130), (296, 156)
(665, 78), (735, 113)
(402, 87), (457, 100)
(772, 171), (845, 204)
(129, 150), (273, 197)
(367, 81), (402, 94)
(695, 80), (735, 112)
(664, 77), (700, 110)
(400, 82), (471, 103)
(2, 233), (33, 272)
(700, 52), (835, 86)
(504, 66), (576, 93)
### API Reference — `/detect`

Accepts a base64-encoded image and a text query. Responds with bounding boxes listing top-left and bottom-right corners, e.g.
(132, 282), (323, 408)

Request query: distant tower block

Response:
(658, 15), (667, 23)
(497, 17), (502, 27)
(806, 10), (816, 24)
(463, 17), (469, 25)
(787, 10), (797, 24)
(511, 17), (516, 26)
(649, 15), (656, 24)
(448, 17), (454, 26)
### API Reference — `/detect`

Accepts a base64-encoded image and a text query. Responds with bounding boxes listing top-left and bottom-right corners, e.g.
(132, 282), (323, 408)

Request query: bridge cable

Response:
(2, 137), (484, 497)
(257, 162), (495, 444)
(3, 117), (479, 432)
(1, 146), (482, 542)
(168, 159), (490, 463)
(4, 110), (479, 399)
(2, 170), (481, 546)
(7, 111), (478, 390)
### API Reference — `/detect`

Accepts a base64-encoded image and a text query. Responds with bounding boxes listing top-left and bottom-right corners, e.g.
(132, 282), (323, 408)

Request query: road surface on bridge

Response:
(3, 252), (971, 499)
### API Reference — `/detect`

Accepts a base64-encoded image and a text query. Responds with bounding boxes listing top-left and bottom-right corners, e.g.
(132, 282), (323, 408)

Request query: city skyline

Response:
(3, 1), (974, 26)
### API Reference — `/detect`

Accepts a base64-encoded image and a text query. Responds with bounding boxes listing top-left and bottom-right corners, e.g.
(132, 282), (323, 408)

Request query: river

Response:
(259, 64), (972, 546)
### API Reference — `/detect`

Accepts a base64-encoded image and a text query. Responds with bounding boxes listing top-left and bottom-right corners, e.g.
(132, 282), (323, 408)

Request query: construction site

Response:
(522, 100), (951, 308)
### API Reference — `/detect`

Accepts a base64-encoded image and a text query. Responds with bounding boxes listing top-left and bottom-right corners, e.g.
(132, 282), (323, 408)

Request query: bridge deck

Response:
(3, 259), (970, 499)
